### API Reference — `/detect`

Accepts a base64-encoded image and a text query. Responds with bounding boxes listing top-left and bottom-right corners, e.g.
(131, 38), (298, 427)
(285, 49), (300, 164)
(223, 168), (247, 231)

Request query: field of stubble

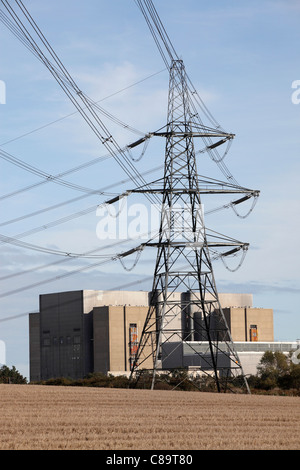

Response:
(0, 384), (299, 450)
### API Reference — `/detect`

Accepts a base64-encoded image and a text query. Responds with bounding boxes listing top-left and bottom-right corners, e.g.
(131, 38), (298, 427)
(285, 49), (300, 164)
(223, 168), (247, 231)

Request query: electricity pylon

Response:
(129, 60), (253, 393)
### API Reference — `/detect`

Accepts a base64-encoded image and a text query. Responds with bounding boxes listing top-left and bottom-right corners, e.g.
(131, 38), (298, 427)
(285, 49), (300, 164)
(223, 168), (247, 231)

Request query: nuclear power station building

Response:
(28, 289), (297, 383)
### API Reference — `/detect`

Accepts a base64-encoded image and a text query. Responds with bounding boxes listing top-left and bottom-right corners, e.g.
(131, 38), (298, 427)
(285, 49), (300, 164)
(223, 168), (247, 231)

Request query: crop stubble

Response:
(0, 384), (299, 450)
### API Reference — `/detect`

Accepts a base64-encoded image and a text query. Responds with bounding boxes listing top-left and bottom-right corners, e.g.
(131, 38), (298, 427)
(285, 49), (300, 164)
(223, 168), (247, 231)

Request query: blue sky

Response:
(0, 0), (299, 379)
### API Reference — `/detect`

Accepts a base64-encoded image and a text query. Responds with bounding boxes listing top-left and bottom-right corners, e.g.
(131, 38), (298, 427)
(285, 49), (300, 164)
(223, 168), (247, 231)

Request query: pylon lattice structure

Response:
(129, 60), (252, 393)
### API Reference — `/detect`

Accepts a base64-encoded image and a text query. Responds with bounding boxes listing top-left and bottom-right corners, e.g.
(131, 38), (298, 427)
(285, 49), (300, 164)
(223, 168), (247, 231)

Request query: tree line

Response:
(1, 350), (299, 395)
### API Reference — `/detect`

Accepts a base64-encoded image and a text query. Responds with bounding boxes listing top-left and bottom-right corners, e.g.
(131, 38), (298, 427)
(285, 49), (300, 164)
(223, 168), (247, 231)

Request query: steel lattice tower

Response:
(129, 60), (251, 393)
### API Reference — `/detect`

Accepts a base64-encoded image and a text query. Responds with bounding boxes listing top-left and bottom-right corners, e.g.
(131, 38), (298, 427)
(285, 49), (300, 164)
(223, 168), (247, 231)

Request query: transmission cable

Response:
(0, 68), (166, 147)
(0, 191), (131, 258)
(0, 224), (160, 286)
(0, 164), (164, 228)
(0, 229), (159, 299)
(0, 6), (145, 138)
(1, 0), (160, 206)
(134, 0), (241, 185)
(0, 273), (154, 323)
(0, 148), (112, 195)
(0, 241), (247, 322)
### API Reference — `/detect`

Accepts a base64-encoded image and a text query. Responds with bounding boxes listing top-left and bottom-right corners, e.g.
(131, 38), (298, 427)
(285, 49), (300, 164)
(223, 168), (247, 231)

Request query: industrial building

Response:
(29, 289), (295, 382)
(30, 290), (151, 381)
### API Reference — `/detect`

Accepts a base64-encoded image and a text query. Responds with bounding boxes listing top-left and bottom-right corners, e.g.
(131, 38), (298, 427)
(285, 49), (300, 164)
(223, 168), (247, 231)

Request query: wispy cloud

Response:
(218, 279), (299, 296)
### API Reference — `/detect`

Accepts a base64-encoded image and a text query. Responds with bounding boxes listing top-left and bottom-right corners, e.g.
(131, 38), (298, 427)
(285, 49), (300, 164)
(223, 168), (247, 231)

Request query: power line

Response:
(0, 238), (248, 323)
(0, 6), (152, 138)
(0, 274), (154, 323)
(135, 0), (241, 186)
(0, 228), (155, 283)
(0, 0), (161, 207)
(0, 164), (163, 232)
(0, 148), (110, 195)
(0, 229), (159, 299)
(0, 69), (166, 148)
(0, 169), (165, 264)
(0, 191), (133, 258)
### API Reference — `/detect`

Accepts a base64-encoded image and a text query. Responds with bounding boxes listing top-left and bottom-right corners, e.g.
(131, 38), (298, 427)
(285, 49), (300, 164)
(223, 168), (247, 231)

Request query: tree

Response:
(255, 351), (289, 390)
(253, 351), (300, 391)
(0, 365), (27, 384)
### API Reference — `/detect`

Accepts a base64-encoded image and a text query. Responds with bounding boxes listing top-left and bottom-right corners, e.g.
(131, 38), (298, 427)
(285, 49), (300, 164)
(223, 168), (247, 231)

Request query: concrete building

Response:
(222, 307), (274, 342)
(29, 289), (291, 382)
(29, 290), (151, 381)
(93, 305), (152, 375)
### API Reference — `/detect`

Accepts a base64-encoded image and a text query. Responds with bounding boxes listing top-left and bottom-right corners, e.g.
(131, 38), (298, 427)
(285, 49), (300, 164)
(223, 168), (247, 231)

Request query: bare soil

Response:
(0, 384), (299, 450)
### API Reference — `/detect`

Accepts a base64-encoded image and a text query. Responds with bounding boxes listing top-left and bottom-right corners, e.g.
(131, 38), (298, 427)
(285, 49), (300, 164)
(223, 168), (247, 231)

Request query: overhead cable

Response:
(134, 0), (242, 185)
(0, 6), (146, 137)
(0, 0), (160, 206)
(0, 231), (158, 299)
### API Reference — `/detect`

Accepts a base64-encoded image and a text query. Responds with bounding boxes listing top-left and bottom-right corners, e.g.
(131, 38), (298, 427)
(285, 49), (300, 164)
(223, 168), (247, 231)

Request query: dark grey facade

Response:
(31, 291), (94, 381)
(28, 312), (41, 382)
(29, 289), (150, 382)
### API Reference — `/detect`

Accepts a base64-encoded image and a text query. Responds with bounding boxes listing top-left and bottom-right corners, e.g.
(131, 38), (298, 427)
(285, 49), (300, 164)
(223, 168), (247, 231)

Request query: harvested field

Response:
(0, 384), (299, 450)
